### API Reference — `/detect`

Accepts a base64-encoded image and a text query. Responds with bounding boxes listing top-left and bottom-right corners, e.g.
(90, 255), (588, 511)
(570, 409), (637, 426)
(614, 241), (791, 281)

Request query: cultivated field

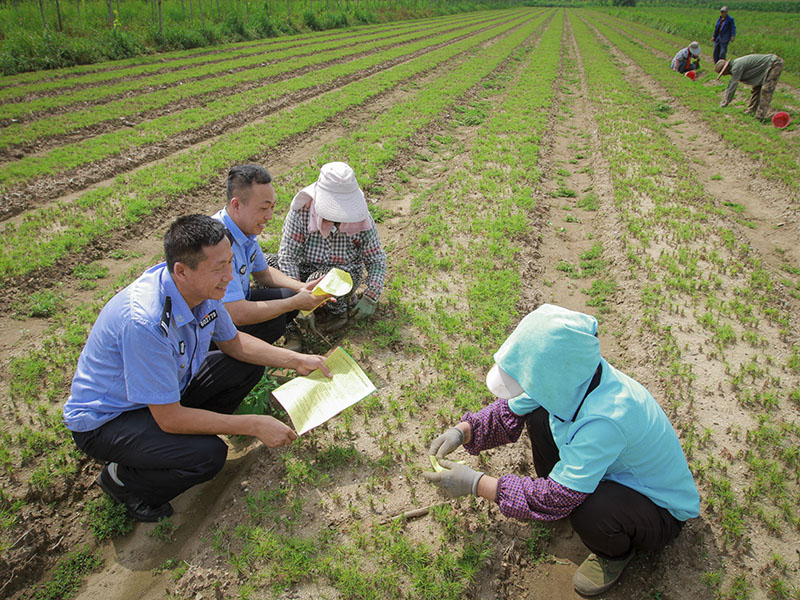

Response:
(1, 7), (798, 600)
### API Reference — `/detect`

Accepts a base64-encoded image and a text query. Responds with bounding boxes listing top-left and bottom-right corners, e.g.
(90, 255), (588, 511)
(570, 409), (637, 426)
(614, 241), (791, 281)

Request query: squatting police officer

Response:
(63, 215), (330, 521)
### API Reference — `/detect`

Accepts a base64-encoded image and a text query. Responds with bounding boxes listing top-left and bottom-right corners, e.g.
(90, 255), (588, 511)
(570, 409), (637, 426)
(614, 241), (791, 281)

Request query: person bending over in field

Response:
(211, 165), (332, 352)
(424, 304), (699, 596)
(63, 215), (330, 522)
(715, 53), (784, 120)
(275, 162), (387, 339)
(670, 41), (701, 74)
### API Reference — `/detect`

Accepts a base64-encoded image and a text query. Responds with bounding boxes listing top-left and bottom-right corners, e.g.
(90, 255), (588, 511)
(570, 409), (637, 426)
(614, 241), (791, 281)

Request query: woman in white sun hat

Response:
(424, 304), (699, 596)
(276, 162), (387, 336)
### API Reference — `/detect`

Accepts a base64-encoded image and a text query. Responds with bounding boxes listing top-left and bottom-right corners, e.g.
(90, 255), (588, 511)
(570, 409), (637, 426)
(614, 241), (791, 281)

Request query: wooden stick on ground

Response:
(381, 502), (446, 525)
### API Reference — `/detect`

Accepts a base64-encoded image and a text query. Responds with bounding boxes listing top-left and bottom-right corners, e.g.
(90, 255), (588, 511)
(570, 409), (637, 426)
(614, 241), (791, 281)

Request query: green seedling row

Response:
(0, 11), (541, 281)
(0, 13), (526, 190)
(0, 13), (518, 149)
(209, 12), (564, 596)
(0, 13), (486, 103)
(587, 14), (800, 194)
(0, 13), (492, 118)
(571, 11), (798, 596)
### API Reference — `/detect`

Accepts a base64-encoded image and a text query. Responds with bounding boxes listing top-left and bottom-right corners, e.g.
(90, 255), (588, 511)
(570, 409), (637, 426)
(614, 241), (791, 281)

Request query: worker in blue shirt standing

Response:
(211, 165), (331, 352)
(63, 215), (331, 522)
(711, 6), (736, 64)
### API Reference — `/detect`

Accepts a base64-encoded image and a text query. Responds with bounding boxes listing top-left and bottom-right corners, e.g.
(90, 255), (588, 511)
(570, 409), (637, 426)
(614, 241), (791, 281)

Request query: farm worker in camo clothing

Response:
(276, 162), (387, 343)
(424, 304), (700, 596)
(670, 41), (701, 74)
(715, 54), (784, 120)
(711, 6), (736, 64)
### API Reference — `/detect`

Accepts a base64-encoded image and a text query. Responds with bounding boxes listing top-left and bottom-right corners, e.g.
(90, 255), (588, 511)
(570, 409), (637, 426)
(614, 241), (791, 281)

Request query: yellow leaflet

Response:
(428, 455), (465, 472)
(300, 268), (353, 316)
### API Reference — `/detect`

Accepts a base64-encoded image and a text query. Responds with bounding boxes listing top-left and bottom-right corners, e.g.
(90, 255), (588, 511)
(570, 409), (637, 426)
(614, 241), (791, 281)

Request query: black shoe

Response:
(96, 464), (174, 523)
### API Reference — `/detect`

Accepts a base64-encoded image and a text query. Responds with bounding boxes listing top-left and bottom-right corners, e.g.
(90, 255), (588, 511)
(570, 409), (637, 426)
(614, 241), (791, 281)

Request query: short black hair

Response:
(164, 214), (228, 273)
(226, 164), (272, 203)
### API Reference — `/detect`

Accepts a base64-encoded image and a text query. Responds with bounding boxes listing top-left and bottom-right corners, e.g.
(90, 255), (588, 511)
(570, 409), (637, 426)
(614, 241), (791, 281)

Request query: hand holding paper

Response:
(272, 347), (375, 435)
(299, 269), (353, 317)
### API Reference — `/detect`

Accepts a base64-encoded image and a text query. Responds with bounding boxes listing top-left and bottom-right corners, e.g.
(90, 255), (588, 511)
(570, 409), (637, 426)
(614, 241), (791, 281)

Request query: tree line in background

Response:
(523, 0), (800, 11)
(0, 0), (520, 75)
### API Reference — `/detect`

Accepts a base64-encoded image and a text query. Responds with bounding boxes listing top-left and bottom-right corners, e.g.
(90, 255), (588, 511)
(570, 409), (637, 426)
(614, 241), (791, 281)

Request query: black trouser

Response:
(676, 60), (699, 74)
(526, 408), (684, 559)
(72, 352), (264, 507)
(239, 287), (298, 342)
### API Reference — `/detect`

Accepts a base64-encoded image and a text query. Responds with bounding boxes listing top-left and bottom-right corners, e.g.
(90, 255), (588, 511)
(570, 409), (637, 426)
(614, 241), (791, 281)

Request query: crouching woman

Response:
(424, 304), (699, 596)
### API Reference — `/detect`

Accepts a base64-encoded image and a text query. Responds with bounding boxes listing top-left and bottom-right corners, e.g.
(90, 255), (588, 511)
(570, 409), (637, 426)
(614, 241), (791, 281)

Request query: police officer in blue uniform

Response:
(63, 215), (331, 521)
(211, 165), (331, 352)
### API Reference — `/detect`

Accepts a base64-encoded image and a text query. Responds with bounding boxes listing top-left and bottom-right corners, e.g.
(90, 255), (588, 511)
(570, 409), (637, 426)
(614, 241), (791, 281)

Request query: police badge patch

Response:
(199, 310), (218, 328)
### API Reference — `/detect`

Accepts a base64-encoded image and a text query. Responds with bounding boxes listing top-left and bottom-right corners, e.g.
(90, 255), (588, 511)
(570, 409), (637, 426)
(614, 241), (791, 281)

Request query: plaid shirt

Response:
(462, 399), (588, 521)
(278, 207), (387, 301)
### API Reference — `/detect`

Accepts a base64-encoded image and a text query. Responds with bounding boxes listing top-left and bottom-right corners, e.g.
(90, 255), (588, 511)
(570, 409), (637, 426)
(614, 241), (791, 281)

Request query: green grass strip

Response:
(0, 11), (541, 281)
(0, 13), (472, 90)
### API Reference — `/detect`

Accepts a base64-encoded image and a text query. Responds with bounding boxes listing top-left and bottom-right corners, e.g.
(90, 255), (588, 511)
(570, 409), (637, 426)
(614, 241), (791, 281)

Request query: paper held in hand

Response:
(272, 346), (376, 435)
(299, 268), (353, 317)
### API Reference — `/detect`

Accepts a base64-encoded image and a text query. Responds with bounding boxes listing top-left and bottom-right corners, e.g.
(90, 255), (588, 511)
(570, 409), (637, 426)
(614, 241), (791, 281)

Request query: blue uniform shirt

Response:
(211, 208), (268, 302)
(63, 263), (238, 432)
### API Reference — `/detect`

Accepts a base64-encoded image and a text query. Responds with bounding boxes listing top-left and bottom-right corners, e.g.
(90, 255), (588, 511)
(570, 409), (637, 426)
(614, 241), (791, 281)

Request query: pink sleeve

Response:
(461, 398), (525, 454)
(495, 475), (588, 521)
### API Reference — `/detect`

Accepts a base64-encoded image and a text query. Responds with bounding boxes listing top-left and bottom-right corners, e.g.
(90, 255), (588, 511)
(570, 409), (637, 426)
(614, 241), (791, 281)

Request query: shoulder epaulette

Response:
(159, 296), (172, 337)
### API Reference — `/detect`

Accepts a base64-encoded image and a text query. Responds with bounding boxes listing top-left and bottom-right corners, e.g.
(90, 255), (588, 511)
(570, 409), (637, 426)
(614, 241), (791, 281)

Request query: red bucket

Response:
(685, 70), (697, 81)
(772, 111), (791, 129)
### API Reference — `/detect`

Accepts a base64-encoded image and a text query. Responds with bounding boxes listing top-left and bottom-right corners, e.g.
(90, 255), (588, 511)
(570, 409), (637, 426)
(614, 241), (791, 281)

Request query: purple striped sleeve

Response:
(496, 475), (588, 521)
(461, 398), (525, 454)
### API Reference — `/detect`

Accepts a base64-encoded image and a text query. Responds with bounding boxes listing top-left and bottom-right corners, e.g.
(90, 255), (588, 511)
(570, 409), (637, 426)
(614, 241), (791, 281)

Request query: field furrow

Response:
(0, 15), (476, 104)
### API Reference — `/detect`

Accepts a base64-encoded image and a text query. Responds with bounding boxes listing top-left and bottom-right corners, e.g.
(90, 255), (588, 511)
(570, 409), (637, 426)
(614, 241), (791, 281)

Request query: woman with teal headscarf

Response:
(424, 304), (699, 596)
